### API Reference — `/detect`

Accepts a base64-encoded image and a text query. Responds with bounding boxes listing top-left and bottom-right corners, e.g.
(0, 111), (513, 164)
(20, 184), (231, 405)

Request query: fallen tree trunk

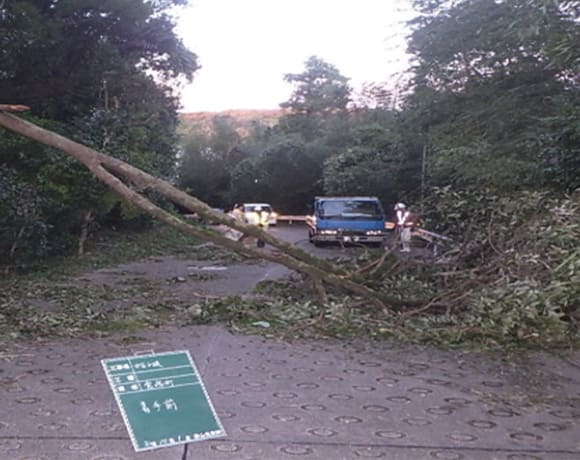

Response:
(0, 111), (342, 277)
(0, 105), (30, 112)
(0, 110), (418, 309)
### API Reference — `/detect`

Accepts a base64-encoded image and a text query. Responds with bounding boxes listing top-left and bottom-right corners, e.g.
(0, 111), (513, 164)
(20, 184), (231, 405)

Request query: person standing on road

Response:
(225, 204), (245, 241)
(252, 206), (269, 248)
(258, 208), (270, 230)
(245, 206), (259, 226)
(231, 204), (245, 223)
(394, 203), (420, 253)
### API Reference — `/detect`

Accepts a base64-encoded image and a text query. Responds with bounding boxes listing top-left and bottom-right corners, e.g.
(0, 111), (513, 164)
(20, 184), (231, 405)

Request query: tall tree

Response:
(323, 112), (408, 207)
(230, 138), (322, 213)
(179, 115), (245, 207)
(406, 0), (579, 190)
(0, 0), (198, 262)
(280, 56), (352, 142)
(0, 0), (197, 120)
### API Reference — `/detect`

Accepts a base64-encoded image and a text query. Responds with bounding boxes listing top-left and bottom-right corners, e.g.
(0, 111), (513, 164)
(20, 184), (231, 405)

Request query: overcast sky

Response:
(175, 0), (414, 112)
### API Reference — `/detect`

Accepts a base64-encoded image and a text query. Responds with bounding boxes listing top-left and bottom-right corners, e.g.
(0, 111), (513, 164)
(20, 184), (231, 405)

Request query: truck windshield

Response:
(319, 200), (383, 220)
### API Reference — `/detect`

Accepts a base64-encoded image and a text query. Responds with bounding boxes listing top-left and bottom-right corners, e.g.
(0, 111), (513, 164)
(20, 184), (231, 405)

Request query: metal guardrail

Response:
(277, 215), (308, 223)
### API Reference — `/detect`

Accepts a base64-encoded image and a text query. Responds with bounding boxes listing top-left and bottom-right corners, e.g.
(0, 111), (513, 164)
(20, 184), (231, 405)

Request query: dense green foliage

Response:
(407, 0), (579, 191)
(179, 115), (245, 206)
(175, 0), (578, 345)
(2, 0), (578, 346)
(179, 0), (578, 213)
(178, 56), (354, 212)
(0, 0), (197, 266)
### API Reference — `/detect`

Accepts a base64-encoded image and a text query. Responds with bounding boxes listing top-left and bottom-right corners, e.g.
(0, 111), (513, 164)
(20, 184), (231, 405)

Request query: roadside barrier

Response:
(276, 215), (308, 224)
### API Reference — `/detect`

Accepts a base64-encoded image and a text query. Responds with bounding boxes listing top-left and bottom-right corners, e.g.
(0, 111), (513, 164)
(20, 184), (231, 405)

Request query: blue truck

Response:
(306, 196), (389, 247)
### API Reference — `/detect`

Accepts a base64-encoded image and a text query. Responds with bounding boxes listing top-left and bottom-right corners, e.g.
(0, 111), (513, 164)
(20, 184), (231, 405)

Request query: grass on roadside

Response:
(1, 270), (578, 351)
(5, 223), (251, 282)
(0, 223), (248, 342)
(1, 220), (578, 352)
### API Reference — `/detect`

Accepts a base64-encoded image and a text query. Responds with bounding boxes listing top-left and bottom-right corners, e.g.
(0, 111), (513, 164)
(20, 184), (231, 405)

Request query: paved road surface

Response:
(2, 326), (579, 460)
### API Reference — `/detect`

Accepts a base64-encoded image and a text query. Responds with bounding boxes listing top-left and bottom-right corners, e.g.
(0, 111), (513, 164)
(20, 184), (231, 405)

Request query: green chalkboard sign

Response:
(102, 350), (226, 452)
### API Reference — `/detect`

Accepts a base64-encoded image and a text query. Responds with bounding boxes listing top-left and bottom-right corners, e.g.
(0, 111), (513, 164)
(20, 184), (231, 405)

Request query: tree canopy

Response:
(0, 0), (198, 262)
(2, 0), (579, 347)
(405, 0), (579, 190)
(3, 0), (579, 263)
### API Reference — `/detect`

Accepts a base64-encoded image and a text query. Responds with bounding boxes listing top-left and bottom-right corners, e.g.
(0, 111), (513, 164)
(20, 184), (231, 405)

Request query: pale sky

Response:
(175, 0), (414, 112)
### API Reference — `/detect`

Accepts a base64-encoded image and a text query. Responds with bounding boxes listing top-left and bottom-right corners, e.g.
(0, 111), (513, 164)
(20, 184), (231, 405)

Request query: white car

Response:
(242, 203), (278, 226)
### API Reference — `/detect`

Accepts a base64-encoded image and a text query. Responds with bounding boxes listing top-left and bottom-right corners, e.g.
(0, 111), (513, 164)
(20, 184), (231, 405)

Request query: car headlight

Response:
(365, 230), (383, 236)
(320, 230), (338, 235)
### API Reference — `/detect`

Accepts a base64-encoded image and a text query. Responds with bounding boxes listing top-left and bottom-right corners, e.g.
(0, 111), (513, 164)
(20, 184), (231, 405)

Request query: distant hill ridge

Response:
(179, 109), (285, 136)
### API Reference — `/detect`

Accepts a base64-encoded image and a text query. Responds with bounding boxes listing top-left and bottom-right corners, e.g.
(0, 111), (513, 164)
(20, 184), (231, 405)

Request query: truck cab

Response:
(307, 196), (388, 247)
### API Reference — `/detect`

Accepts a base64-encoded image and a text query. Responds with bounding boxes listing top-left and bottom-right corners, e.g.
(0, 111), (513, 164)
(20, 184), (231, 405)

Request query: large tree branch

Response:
(0, 111), (344, 276)
(0, 105), (30, 112)
(0, 111), (418, 309)
(94, 164), (390, 308)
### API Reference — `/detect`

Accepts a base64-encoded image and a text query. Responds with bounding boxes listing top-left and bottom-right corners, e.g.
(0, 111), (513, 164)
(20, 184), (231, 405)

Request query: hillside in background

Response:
(178, 109), (285, 137)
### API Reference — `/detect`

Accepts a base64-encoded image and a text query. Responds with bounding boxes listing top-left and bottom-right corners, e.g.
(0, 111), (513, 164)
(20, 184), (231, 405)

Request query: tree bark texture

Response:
(0, 112), (342, 276)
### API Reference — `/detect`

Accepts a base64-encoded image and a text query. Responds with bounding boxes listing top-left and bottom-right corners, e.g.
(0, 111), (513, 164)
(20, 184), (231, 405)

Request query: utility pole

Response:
(420, 130), (429, 214)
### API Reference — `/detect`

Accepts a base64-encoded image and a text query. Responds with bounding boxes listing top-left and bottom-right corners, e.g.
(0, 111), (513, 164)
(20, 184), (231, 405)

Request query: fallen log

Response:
(0, 111), (342, 277)
(0, 105), (30, 112)
(0, 110), (419, 310)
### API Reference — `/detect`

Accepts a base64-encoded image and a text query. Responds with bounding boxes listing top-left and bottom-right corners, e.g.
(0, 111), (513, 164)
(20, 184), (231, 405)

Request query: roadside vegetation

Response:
(2, 194), (577, 350)
(0, 224), (244, 340)
(1, 0), (578, 349)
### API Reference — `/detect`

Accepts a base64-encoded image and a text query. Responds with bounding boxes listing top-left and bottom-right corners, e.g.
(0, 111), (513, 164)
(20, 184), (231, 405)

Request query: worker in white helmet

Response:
(394, 202), (420, 253)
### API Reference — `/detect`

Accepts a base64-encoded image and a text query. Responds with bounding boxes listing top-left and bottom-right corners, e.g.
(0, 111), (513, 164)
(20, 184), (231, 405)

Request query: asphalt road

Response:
(269, 222), (392, 257)
(246, 222), (363, 284)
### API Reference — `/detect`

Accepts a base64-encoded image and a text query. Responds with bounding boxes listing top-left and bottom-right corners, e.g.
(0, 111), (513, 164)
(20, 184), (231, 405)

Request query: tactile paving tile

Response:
(1, 325), (579, 459)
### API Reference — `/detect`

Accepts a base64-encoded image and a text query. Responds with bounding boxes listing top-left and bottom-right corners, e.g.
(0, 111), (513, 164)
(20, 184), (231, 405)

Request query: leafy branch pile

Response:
(360, 188), (579, 347)
(201, 188), (579, 349)
(424, 187), (579, 345)
(0, 190), (577, 350)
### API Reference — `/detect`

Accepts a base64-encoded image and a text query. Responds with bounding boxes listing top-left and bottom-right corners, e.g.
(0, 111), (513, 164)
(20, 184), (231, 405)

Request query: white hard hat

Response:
(394, 202), (406, 210)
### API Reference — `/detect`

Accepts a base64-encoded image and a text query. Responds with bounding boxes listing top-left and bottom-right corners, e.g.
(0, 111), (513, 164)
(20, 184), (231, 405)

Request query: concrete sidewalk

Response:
(1, 326), (579, 459)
